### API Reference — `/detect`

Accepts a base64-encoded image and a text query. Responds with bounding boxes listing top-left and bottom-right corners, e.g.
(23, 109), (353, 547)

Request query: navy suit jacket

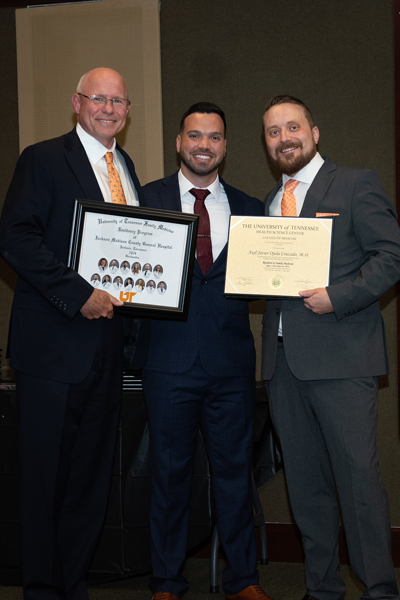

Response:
(261, 157), (400, 381)
(142, 172), (263, 377)
(0, 128), (145, 383)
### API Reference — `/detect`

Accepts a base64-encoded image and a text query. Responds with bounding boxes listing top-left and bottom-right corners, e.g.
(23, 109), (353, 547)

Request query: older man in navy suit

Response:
(262, 95), (400, 600)
(0, 68), (145, 600)
(141, 103), (272, 600)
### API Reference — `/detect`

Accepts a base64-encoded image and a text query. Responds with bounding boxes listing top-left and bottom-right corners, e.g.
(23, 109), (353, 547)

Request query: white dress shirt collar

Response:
(282, 152), (324, 187)
(178, 169), (221, 201)
(76, 123), (116, 164)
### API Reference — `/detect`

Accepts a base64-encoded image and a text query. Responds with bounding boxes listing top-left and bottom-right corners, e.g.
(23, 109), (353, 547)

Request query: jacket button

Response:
(201, 280), (208, 285)
(276, 308), (280, 314)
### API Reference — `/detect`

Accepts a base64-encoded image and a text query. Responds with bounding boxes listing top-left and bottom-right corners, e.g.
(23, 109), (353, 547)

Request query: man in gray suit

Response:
(261, 95), (400, 600)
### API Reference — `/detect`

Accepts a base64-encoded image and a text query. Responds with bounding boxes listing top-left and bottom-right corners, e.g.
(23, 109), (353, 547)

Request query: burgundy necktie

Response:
(190, 188), (213, 274)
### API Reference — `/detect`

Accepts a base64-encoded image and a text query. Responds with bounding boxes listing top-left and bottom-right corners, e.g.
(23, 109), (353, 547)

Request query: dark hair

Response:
(179, 102), (227, 136)
(264, 95), (314, 128)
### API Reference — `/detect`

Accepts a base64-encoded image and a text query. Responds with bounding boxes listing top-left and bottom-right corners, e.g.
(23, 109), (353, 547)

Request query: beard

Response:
(180, 151), (225, 178)
(271, 141), (317, 176)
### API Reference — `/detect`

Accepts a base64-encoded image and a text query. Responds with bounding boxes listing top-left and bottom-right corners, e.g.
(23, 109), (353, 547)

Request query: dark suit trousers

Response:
(142, 356), (259, 596)
(266, 342), (398, 600)
(17, 317), (124, 600)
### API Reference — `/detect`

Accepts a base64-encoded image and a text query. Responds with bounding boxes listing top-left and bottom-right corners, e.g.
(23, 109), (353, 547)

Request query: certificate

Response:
(68, 199), (198, 320)
(224, 216), (334, 298)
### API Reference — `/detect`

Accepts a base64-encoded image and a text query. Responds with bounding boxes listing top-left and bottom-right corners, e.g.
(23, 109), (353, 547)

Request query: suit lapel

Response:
(299, 157), (337, 217)
(207, 178), (238, 274)
(153, 172), (207, 275)
(158, 173), (183, 212)
(63, 129), (104, 202)
(117, 144), (146, 206)
(265, 180), (282, 215)
(222, 179), (245, 216)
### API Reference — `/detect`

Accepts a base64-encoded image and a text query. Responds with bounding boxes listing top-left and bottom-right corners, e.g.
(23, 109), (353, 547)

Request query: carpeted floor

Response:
(1, 559), (398, 600)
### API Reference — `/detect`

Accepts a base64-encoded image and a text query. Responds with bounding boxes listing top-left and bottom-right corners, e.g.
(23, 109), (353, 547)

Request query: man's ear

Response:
(71, 93), (81, 115)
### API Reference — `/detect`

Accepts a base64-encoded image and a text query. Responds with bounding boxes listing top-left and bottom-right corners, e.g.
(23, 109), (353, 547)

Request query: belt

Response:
(277, 336), (283, 343)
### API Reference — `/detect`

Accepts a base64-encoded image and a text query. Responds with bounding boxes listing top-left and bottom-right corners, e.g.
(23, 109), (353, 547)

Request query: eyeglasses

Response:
(78, 93), (130, 109)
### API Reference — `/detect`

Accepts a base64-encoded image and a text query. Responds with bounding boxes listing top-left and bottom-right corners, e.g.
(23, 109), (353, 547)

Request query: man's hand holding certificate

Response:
(298, 287), (334, 314)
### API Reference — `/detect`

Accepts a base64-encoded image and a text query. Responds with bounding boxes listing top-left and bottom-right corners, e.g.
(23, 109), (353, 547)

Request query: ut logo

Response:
(120, 291), (136, 302)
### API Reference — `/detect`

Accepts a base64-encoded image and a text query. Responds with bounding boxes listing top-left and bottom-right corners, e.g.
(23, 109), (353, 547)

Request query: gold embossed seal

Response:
(270, 275), (283, 289)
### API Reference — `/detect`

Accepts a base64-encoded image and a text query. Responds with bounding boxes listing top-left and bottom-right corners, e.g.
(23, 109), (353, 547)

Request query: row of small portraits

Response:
(98, 258), (163, 276)
(91, 274), (167, 293)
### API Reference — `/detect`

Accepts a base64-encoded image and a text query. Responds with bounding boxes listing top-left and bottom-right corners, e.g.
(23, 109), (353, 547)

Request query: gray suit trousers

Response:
(266, 342), (397, 600)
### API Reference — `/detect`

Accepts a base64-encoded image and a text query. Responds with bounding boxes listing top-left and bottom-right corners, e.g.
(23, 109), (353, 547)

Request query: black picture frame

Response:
(68, 199), (198, 321)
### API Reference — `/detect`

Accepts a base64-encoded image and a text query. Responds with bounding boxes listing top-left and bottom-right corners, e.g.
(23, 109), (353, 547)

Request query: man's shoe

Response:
(225, 584), (274, 600)
(151, 593), (181, 600)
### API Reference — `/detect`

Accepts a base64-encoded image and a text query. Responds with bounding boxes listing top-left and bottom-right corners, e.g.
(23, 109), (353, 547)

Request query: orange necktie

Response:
(281, 179), (299, 216)
(105, 152), (127, 204)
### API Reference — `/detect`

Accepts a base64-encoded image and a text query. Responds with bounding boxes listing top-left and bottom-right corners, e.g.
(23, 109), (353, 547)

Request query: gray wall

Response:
(0, 0), (399, 524)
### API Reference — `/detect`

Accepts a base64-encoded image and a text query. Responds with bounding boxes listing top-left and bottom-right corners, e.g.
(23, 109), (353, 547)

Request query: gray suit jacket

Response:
(261, 157), (400, 381)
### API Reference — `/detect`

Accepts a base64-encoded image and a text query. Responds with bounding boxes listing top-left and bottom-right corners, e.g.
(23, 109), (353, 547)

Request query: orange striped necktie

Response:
(105, 152), (127, 204)
(281, 179), (299, 216)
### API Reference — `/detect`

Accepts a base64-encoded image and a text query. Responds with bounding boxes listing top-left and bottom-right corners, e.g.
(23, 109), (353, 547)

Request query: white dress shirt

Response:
(269, 153), (325, 336)
(76, 123), (139, 206)
(179, 170), (230, 262)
